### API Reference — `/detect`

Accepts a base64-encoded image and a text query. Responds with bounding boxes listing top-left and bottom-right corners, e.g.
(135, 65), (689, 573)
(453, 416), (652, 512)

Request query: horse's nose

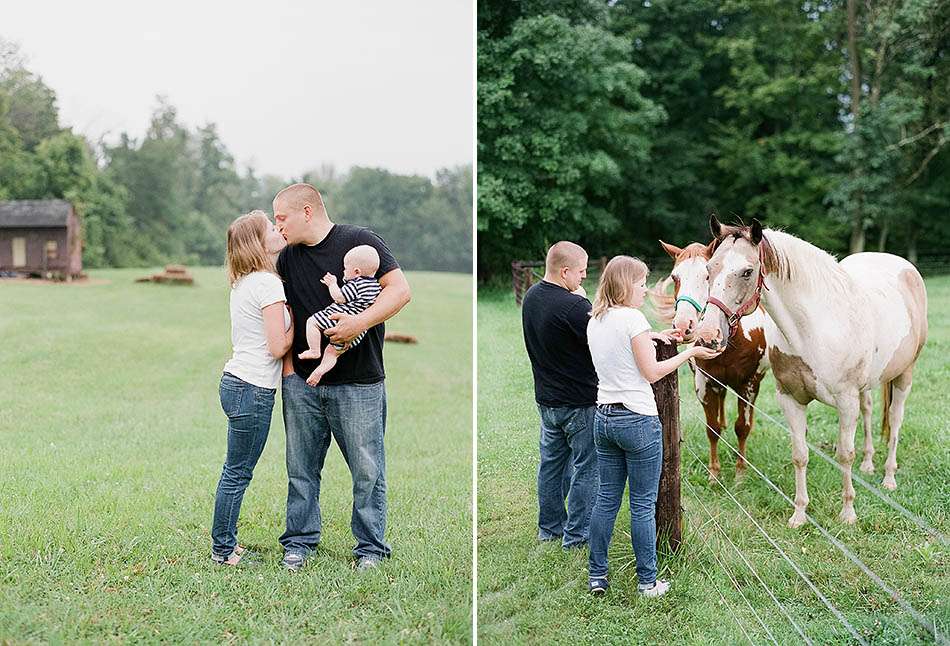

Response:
(694, 324), (721, 348)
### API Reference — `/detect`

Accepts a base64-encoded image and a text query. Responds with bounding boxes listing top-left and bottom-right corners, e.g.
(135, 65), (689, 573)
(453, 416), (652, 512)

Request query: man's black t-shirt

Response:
(521, 280), (598, 407)
(277, 224), (399, 384)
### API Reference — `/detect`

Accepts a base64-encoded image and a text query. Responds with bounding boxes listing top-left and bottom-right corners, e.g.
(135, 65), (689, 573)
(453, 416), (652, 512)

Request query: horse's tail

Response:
(648, 276), (675, 324)
(881, 381), (893, 443)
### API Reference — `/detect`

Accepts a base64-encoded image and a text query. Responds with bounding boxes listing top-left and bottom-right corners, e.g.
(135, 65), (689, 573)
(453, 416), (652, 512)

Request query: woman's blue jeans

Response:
(211, 372), (275, 558)
(588, 405), (663, 585)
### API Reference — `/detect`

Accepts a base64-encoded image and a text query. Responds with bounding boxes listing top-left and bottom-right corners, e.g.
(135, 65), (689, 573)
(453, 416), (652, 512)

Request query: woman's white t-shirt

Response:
(223, 271), (288, 389)
(586, 307), (658, 416)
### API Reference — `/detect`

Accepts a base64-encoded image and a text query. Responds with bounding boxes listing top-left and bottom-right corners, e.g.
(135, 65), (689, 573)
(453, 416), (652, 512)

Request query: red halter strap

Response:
(706, 236), (770, 333)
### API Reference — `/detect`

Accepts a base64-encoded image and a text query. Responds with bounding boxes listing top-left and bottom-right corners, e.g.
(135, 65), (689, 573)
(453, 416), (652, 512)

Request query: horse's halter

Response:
(705, 235), (771, 335)
(675, 294), (704, 314)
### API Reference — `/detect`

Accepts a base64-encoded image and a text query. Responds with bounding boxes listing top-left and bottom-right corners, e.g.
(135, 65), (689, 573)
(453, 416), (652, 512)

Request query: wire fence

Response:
(677, 367), (948, 644)
(693, 366), (948, 547)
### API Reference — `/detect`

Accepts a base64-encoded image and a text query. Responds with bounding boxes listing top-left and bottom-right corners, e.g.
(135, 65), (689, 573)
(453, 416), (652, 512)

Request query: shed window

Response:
(12, 237), (25, 267)
(46, 240), (58, 260)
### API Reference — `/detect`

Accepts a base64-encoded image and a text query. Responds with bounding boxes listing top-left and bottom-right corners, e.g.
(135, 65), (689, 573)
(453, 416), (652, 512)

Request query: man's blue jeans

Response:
(588, 405), (663, 585)
(211, 373), (275, 558)
(537, 404), (598, 548)
(279, 373), (391, 560)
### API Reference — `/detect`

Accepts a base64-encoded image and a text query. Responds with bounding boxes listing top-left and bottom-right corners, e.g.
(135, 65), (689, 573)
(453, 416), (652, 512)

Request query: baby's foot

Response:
(306, 368), (325, 387)
(299, 349), (321, 360)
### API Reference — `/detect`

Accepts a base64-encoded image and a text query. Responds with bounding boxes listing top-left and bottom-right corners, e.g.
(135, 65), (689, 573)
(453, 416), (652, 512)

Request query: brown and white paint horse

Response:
(651, 239), (769, 482)
(695, 216), (927, 527)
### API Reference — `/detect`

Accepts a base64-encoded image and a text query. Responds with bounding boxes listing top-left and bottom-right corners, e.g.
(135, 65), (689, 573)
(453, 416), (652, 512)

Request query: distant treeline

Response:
(0, 40), (472, 273)
(478, 0), (950, 277)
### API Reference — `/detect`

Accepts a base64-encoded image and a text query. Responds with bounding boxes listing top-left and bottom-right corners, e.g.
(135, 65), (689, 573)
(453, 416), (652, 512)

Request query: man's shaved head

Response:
(546, 241), (587, 274)
(273, 183), (325, 214)
(544, 241), (589, 292)
(272, 182), (332, 245)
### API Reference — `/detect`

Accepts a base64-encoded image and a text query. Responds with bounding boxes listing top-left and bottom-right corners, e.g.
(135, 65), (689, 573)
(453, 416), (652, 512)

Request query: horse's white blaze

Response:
(709, 248), (751, 301)
(672, 257), (708, 330)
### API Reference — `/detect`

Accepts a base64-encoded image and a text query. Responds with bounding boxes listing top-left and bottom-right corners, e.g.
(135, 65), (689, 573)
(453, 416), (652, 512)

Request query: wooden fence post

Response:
(652, 340), (682, 551)
(511, 261), (523, 305)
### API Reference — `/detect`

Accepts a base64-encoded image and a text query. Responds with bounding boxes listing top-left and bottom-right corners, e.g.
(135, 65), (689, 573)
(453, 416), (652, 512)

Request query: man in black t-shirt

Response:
(272, 183), (411, 571)
(521, 241), (599, 549)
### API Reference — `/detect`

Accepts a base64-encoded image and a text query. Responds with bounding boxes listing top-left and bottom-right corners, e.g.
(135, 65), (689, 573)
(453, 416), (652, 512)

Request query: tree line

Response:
(478, 0), (949, 278)
(0, 40), (472, 273)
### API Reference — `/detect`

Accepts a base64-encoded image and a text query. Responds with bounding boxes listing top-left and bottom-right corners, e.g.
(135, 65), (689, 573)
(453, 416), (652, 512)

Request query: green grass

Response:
(0, 267), (472, 644)
(477, 276), (949, 644)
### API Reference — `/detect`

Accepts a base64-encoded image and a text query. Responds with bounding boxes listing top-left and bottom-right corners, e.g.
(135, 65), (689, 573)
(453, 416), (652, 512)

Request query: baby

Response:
(299, 244), (382, 385)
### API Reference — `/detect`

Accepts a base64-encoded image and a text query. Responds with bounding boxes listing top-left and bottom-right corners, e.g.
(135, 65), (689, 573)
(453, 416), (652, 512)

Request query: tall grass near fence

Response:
(477, 276), (949, 644)
(0, 267), (472, 644)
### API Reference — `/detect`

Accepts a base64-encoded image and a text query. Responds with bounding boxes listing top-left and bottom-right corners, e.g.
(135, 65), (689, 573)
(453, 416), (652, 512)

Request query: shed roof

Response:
(0, 200), (72, 228)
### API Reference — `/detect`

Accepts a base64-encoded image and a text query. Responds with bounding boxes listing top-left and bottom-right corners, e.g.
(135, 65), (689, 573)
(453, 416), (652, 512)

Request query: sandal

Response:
(212, 545), (254, 566)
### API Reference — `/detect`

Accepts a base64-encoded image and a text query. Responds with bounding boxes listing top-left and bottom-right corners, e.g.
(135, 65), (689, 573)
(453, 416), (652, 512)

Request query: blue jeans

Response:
(588, 406), (663, 584)
(211, 373), (276, 558)
(279, 372), (391, 559)
(537, 404), (598, 548)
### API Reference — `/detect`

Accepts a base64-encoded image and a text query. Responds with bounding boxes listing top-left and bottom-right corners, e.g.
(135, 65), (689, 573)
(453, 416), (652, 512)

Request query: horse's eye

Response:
(742, 268), (753, 279)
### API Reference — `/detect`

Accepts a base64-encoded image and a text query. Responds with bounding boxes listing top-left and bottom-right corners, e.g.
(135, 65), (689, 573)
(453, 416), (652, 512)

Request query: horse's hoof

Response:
(707, 472), (720, 485)
(882, 476), (897, 490)
(787, 512), (807, 529)
(859, 460), (874, 474)
(839, 509), (857, 525)
(734, 469), (747, 484)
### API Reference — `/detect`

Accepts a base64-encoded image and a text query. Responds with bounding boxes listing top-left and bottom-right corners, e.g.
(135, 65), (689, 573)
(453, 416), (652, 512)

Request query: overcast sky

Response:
(3, 1), (473, 178)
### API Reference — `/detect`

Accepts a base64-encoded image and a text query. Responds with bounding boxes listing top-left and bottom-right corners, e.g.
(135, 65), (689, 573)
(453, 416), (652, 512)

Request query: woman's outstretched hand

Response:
(690, 345), (724, 360)
(652, 328), (684, 345)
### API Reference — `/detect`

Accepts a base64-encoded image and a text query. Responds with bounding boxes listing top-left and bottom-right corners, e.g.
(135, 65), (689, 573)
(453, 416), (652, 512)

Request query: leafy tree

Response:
(604, 0), (729, 251)
(0, 66), (60, 151)
(832, 0), (950, 253)
(478, 6), (662, 274)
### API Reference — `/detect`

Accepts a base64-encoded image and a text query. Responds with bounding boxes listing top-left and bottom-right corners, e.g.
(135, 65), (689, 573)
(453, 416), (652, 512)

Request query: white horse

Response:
(694, 216), (928, 527)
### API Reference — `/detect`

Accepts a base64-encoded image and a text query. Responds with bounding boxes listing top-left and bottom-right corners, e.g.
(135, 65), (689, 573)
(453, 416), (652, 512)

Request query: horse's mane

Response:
(648, 276), (675, 324)
(716, 225), (851, 295)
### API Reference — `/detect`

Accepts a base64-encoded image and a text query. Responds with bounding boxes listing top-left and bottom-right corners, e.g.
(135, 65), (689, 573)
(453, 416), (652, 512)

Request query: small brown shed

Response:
(0, 200), (82, 278)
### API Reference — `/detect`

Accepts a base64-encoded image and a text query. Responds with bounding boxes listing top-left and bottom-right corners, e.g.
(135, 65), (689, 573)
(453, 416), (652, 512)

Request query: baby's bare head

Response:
(343, 245), (380, 278)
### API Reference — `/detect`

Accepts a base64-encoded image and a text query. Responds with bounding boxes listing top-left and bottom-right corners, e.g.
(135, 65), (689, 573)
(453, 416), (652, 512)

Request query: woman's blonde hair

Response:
(591, 255), (650, 319)
(226, 210), (275, 285)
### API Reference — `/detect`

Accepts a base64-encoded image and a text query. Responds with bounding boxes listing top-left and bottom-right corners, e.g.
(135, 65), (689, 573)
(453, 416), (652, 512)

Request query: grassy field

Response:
(477, 275), (949, 644)
(0, 267), (472, 643)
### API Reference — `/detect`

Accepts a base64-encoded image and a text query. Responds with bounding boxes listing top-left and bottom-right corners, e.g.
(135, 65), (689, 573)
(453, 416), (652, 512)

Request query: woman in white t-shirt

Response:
(586, 256), (721, 597)
(211, 210), (293, 566)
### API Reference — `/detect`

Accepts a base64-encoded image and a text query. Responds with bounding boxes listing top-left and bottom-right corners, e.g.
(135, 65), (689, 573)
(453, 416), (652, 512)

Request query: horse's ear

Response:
(709, 213), (724, 240)
(750, 218), (764, 245)
(659, 240), (682, 260)
(705, 239), (718, 258)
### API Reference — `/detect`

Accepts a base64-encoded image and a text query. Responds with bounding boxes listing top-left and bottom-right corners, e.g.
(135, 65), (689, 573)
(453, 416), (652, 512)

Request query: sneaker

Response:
(638, 579), (671, 598)
(356, 556), (382, 571)
(282, 551), (307, 572)
(588, 578), (609, 595)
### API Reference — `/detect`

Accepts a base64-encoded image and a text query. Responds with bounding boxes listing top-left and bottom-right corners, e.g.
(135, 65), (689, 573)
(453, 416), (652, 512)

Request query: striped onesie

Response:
(311, 276), (382, 350)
